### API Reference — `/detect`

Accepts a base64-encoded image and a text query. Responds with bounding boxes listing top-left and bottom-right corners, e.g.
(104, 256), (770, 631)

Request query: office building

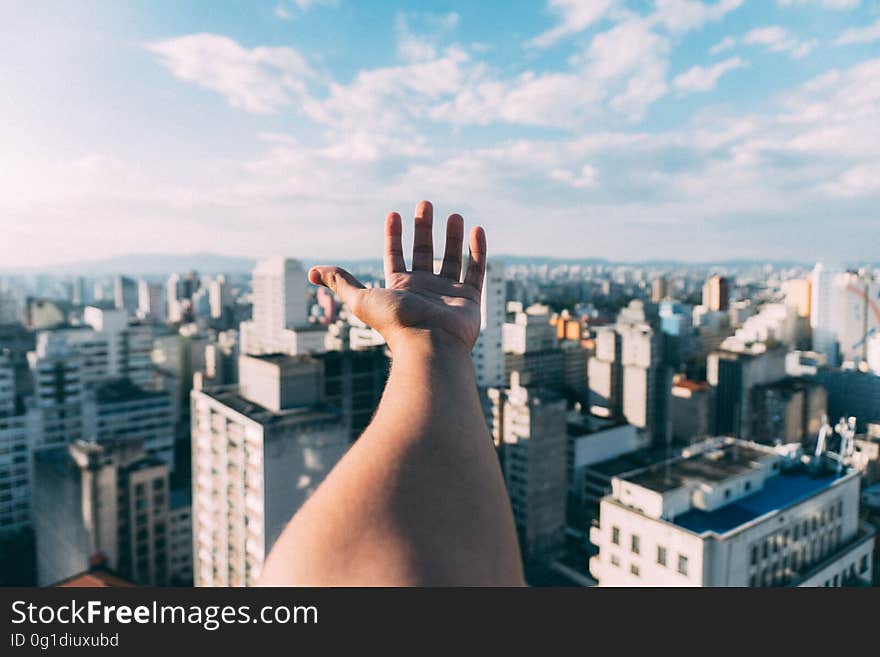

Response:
(82, 379), (176, 469)
(702, 275), (730, 312)
(240, 257), (326, 356)
(751, 378), (827, 445)
(670, 377), (711, 445)
(190, 353), (348, 586)
(138, 280), (167, 323)
(708, 344), (787, 440)
(590, 438), (875, 586)
(33, 439), (171, 586)
(810, 263), (842, 367)
(588, 326), (623, 418)
(489, 373), (567, 561)
(473, 261), (505, 388)
(114, 276), (139, 315)
(620, 322), (668, 444)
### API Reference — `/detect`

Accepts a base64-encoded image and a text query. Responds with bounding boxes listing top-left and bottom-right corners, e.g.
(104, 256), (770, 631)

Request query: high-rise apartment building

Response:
(750, 378), (827, 445)
(190, 353), (348, 586)
(82, 378), (175, 469)
(33, 439), (171, 586)
(810, 263), (842, 367)
(240, 257), (325, 356)
(619, 321), (668, 444)
(473, 261), (505, 388)
(138, 280), (167, 323)
(489, 373), (568, 562)
(702, 275), (730, 312)
(707, 344), (787, 440)
(588, 326), (622, 418)
(590, 438), (875, 587)
(114, 276), (139, 315)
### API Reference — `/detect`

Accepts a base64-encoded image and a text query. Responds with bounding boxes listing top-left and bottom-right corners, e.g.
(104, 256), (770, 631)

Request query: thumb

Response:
(308, 266), (366, 312)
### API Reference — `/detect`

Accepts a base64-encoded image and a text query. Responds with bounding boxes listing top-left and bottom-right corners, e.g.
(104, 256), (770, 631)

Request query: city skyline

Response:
(2, 1), (879, 268)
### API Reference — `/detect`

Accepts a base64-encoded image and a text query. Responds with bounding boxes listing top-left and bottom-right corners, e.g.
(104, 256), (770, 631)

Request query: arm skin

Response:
(257, 200), (525, 586)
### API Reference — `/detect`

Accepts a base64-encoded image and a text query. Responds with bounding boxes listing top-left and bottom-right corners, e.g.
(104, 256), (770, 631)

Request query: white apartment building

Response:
(489, 372), (568, 561)
(81, 378), (176, 470)
(473, 261), (505, 388)
(138, 280), (167, 323)
(811, 263), (842, 366)
(502, 304), (557, 355)
(240, 257), (327, 356)
(590, 438), (875, 587)
(191, 354), (349, 586)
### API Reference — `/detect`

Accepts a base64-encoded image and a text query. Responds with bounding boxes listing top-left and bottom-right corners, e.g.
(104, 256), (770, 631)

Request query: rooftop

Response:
(673, 469), (843, 535)
(95, 378), (168, 405)
(204, 388), (341, 427)
(624, 442), (771, 493)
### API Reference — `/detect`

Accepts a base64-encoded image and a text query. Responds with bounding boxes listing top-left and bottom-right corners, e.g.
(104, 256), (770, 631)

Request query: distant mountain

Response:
(0, 252), (834, 277)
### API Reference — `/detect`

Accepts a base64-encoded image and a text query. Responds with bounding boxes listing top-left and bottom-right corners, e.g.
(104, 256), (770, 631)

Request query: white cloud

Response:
(835, 18), (880, 45)
(530, 0), (616, 48)
(822, 164), (880, 198)
(743, 26), (817, 58)
(434, 19), (670, 127)
(395, 11), (460, 62)
(147, 34), (315, 113)
(709, 36), (736, 54)
(777, 0), (859, 9)
(674, 56), (747, 92)
(550, 164), (599, 188)
(274, 5), (292, 20)
(650, 0), (744, 34)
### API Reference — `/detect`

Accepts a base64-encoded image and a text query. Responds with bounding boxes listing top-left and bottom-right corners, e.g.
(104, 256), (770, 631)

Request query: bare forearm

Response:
(258, 336), (524, 586)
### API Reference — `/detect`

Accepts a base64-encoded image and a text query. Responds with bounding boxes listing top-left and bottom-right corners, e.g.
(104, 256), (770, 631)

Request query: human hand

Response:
(308, 200), (487, 355)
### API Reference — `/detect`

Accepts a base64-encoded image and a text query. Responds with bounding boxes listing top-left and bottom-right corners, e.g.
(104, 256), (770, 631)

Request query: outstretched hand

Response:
(308, 200), (487, 355)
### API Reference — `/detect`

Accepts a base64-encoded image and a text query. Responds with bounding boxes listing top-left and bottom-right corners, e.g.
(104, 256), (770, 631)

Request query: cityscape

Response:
(0, 255), (878, 586)
(1, 1), (879, 588)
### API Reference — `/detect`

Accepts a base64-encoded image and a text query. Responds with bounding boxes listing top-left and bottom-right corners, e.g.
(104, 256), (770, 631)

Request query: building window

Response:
(657, 546), (667, 567)
(750, 545), (758, 565)
(749, 574), (757, 587)
(677, 555), (689, 576)
(860, 555), (869, 574)
(630, 564), (640, 577)
(745, 481), (751, 491)
(611, 555), (620, 567)
(611, 526), (620, 545)
(631, 535), (640, 555)
(724, 489), (731, 499)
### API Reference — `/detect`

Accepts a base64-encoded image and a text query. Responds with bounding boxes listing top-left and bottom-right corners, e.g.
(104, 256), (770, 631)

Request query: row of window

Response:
(611, 526), (689, 576)
(749, 499), (845, 566)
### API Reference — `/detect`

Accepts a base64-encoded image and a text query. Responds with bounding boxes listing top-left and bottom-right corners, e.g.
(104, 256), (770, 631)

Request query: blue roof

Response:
(673, 470), (842, 535)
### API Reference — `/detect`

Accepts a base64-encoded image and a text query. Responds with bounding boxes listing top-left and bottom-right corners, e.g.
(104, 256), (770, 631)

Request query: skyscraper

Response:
(702, 275), (730, 312)
(240, 257), (325, 355)
(114, 276), (139, 315)
(473, 261), (505, 388)
(489, 372), (568, 562)
(190, 353), (348, 586)
(810, 263), (842, 367)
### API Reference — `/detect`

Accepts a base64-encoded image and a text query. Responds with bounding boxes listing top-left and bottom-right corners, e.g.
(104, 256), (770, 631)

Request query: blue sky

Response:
(1, 0), (878, 267)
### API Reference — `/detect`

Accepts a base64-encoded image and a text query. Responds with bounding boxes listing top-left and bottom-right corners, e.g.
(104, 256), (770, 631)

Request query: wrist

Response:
(386, 329), (473, 365)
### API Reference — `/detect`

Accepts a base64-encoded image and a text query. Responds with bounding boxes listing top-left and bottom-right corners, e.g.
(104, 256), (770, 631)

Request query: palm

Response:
(309, 201), (487, 352)
(378, 271), (482, 347)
